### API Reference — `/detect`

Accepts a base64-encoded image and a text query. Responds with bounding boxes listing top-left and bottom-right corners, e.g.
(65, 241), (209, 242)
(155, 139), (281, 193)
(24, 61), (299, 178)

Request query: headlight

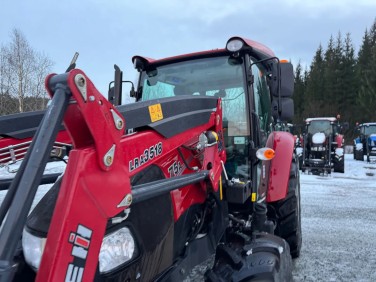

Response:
(355, 143), (363, 150)
(335, 148), (344, 156)
(226, 38), (244, 52)
(99, 227), (137, 273)
(22, 226), (137, 274)
(22, 229), (46, 270)
(312, 132), (326, 144)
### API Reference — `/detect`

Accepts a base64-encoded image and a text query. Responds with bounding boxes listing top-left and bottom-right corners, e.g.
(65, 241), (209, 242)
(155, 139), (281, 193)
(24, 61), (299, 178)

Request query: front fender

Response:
(266, 131), (295, 202)
(335, 134), (344, 148)
(368, 134), (376, 146)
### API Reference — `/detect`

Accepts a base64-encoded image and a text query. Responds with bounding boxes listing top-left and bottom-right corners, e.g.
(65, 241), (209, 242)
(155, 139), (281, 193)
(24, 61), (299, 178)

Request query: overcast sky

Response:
(1, 0), (375, 95)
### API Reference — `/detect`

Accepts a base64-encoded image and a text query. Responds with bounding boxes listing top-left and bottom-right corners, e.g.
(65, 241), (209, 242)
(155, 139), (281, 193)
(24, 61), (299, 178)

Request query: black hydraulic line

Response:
(132, 171), (209, 204)
(177, 147), (196, 171)
(0, 81), (70, 281)
(0, 173), (62, 191)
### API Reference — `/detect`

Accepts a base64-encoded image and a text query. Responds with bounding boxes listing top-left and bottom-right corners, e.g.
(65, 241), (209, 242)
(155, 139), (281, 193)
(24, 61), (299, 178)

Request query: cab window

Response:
(251, 63), (272, 135)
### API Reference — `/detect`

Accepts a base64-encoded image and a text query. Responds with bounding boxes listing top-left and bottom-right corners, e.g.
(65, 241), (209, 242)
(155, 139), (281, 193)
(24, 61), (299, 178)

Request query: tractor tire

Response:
(333, 158), (344, 173)
(205, 233), (293, 282)
(366, 146), (371, 162)
(355, 148), (363, 161)
(267, 158), (302, 259)
(298, 156), (303, 171)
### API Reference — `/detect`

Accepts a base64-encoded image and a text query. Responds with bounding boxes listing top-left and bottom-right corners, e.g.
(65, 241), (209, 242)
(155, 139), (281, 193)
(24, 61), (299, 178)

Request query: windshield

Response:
(139, 56), (248, 136)
(307, 120), (332, 135)
(138, 56), (253, 180)
(363, 125), (376, 135)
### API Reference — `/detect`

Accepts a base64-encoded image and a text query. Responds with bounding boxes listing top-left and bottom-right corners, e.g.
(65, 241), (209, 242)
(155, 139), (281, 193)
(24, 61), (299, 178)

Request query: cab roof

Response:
(132, 36), (276, 68)
(305, 117), (337, 123)
(359, 122), (376, 126)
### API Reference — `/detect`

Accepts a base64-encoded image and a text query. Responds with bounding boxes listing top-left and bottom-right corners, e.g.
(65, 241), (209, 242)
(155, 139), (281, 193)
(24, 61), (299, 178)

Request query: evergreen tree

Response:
(292, 18), (376, 144)
(341, 33), (357, 127)
(304, 44), (325, 117)
(323, 33), (343, 117)
(293, 61), (305, 125)
(356, 20), (376, 122)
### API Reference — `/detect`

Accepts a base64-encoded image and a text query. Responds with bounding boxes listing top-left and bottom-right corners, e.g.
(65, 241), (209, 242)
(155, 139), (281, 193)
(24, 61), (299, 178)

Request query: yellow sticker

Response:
(148, 104), (163, 122)
(251, 193), (256, 202)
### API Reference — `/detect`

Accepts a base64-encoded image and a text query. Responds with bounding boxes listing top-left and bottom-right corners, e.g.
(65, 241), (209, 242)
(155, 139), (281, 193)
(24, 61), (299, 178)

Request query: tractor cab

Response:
(129, 37), (294, 185)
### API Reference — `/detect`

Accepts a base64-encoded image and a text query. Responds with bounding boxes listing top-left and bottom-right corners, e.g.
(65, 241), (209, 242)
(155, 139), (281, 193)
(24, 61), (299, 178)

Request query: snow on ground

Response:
(0, 160), (66, 211)
(293, 154), (376, 282)
(184, 154), (376, 281)
(1, 154), (376, 281)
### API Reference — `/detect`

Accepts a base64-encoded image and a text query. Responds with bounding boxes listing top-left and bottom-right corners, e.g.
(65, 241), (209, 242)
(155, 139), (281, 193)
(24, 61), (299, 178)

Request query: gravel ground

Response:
(292, 155), (376, 282)
(1, 155), (375, 281)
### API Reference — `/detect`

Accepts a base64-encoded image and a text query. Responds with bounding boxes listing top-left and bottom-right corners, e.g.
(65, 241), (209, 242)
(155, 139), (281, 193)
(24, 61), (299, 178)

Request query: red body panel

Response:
(0, 127), (71, 147)
(36, 69), (224, 281)
(266, 131), (295, 203)
(0, 136), (32, 148)
(0, 131), (71, 164)
(132, 36), (275, 66)
(335, 134), (344, 148)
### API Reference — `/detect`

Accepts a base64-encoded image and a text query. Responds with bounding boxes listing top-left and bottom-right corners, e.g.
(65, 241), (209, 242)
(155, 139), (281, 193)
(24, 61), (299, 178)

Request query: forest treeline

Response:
(293, 19), (376, 143)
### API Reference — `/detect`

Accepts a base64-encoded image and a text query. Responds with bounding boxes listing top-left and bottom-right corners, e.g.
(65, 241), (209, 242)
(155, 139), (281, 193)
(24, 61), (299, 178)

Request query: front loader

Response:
(301, 117), (346, 174)
(354, 122), (376, 162)
(0, 36), (300, 281)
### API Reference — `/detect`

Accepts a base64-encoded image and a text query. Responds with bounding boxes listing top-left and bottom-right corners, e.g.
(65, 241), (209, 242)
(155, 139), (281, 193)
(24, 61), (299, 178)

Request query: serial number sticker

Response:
(149, 104), (163, 122)
(251, 193), (256, 202)
(129, 142), (163, 172)
(234, 136), (245, 144)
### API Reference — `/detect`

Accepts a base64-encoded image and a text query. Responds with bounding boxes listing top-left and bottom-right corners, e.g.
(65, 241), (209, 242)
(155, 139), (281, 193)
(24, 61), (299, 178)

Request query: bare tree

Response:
(0, 28), (53, 114)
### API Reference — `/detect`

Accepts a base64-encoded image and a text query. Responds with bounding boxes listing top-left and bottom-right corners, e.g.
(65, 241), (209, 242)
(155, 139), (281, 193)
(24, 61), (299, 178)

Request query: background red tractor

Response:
(300, 117), (347, 174)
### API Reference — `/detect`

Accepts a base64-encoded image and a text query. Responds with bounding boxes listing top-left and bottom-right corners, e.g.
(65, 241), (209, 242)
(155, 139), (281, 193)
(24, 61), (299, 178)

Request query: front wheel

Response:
(205, 234), (293, 282)
(333, 157), (344, 173)
(355, 148), (364, 161)
(267, 158), (302, 258)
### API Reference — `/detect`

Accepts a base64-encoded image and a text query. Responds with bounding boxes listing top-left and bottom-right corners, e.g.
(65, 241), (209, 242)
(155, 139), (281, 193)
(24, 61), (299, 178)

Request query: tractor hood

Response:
(368, 134), (376, 141)
(312, 132), (326, 145)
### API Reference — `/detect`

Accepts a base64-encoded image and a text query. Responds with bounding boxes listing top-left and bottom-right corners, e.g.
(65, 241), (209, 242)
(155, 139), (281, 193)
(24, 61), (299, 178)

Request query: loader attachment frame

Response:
(0, 69), (224, 281)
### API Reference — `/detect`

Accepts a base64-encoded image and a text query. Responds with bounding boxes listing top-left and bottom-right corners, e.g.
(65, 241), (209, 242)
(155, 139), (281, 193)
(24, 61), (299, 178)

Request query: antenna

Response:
(65, 52), (79, 72)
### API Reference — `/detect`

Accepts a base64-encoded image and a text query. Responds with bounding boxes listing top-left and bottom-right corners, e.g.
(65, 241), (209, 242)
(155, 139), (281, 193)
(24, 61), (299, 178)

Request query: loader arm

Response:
(0, 69), (225, 281)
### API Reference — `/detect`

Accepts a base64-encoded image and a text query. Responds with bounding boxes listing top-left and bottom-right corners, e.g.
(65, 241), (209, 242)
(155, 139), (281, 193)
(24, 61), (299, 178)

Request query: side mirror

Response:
(272, 98), (294, 122)
(108, 65), (123, 106)
(108, 86), (115, 104)
(269, 61), (294, 98)
(280, 62), (294, 98)
(269, 62), (279, 97)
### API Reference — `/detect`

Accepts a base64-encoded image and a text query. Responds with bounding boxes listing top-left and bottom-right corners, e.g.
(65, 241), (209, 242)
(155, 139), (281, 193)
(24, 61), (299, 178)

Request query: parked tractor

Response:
(301, 117), (346, 174)
(0, 36), (300, 281)
(353, 122), (376, 162)
(0, 112), (71, 166)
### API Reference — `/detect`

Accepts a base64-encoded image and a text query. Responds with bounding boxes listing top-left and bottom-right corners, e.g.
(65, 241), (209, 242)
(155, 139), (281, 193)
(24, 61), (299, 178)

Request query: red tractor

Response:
(0, 37), (300, 281)
(301, 117), (346, 174)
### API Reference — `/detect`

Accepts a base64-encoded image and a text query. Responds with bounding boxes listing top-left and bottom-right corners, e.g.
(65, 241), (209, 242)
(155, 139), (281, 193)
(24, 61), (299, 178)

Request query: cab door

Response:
(249, 61), (273, 201)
